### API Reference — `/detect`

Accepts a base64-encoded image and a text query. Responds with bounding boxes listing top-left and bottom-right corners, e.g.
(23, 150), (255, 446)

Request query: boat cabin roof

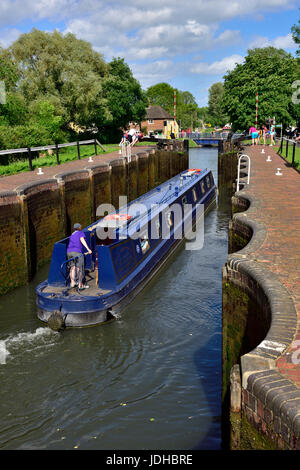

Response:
(88, 168), (211, 240)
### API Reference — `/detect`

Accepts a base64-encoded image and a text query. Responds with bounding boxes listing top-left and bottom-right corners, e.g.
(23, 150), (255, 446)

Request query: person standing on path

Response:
(249, 125), (258, 146)
(127, 126), (137, 146)
(262, 125), (268, 145)
(67, 223), (92, 290)
(269, 124), (276, 146)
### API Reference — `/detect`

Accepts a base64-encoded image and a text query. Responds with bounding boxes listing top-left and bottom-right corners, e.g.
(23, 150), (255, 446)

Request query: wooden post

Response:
(77, 141), (81, 160)
(292, 142), (296, 167)
(55, 144), (60, 165)
(94, 139), (97, 156)
(27, 147), (33, 171)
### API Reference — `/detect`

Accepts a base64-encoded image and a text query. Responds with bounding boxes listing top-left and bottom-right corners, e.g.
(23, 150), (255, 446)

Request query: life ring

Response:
(104, 214), (131, 221)
(188, 168), (202, 172)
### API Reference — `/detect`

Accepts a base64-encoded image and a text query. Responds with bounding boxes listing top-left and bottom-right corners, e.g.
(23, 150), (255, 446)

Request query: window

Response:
(166, 211), (173, 227)
(155, 218), (161, 239)
(192, 188), (197, 202)
(140, 233), (150, 255)
(148, 119), (153, 124)
(201, 181), (205, 194)
(182, 195), (188, 205)
(206, 175), (211, 189)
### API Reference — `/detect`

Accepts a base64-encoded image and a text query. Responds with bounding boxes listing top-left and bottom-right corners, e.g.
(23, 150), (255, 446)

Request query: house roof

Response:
(145, 105), (173, 120)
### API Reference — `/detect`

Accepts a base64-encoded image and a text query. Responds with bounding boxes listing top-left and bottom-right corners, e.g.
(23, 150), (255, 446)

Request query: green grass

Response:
(0, 143), (120, 177)
(275, 143), (300, 169)
(0, 138), (192, 177)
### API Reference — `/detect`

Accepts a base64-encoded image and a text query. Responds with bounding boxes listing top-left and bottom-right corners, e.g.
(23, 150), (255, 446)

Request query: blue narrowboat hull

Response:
(36, 169), (216, 328)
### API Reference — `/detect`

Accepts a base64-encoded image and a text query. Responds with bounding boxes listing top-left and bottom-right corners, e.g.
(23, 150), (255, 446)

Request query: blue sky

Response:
(0, 0), (298, 106)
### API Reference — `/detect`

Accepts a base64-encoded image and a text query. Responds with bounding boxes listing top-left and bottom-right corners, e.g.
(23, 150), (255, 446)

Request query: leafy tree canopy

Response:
(291, 10), (300, 56)
(0, 29), (148, 147)
(222, 47), (299, 131)
(207, 82), (229, 127)
(102, 58), (148, 129)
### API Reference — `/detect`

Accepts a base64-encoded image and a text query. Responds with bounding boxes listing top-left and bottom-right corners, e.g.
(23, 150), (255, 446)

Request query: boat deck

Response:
(43, 270), (112, 297)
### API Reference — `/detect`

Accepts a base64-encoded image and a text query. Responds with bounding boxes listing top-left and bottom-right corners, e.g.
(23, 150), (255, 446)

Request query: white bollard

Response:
(37, 167), (44, 175)
(261, 148), (265, 154)
(276, 168), (282, 176)
(88, 156), (94, 162)
(266, 155), (272, 162)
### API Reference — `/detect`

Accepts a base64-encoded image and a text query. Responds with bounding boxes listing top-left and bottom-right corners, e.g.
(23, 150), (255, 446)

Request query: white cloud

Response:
(215, 29), (242, 46)
(0, 0), (297, 97)
(0, 28), (23, 48)
(190, 54), (244, 75)
(248, 33), (297, 50)
(130, 60), (178, 89)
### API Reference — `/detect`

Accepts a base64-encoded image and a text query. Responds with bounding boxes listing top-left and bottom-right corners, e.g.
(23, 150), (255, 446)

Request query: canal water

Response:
(0, 147), (231, 450)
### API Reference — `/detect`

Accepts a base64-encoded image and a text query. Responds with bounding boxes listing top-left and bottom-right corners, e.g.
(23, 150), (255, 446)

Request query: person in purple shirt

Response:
(67, 223), (92, 290)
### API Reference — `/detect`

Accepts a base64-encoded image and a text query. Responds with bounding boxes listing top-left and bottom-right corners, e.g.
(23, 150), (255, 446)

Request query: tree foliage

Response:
(207, 82), (228, 126)
(146, 82), (204, 129)
(102, 58), (148, 131)
(0, 29), (148, 149)
(291, 10), (300, 56)
(222, 47), (299, 131)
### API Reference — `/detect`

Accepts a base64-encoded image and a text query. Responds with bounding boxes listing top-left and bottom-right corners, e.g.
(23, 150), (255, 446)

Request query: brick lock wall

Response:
(17, 181), (65, 279)
(0, 193), (27, 294)
(137, 153), (149, 197)
(91, 164), (112, 220)
(61, 171), (93, 235)
(110, 159), (127, 210)
(222, 154), (300, 449)
(127, 155), (139, 203)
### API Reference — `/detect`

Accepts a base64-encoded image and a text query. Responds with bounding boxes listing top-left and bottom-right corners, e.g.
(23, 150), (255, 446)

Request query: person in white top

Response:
(128, 127), (139, 146)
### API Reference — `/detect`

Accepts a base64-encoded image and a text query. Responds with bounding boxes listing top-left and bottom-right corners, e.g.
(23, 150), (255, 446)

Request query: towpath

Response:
(237, 145), (300, 388)
(0, 146), (153, 193)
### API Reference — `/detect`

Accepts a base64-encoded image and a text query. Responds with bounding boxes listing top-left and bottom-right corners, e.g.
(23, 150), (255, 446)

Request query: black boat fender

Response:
(48, 309), (66, 331)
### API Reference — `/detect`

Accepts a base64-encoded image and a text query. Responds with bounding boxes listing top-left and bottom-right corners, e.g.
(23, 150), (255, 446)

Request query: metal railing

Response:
(277, 137), (298, 167)
(237, 154), (251, 192)
(119, 141), (132, 161)
(189, 131), (232, 140)
(0, 138), (106, 171)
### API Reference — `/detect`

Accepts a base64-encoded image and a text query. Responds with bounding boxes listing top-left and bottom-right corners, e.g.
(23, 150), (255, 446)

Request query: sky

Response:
(0, 0), (298, 107)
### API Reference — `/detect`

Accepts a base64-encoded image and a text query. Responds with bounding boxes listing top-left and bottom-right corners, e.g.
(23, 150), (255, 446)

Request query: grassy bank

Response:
(0, 143), (120, 177)
(275, 143), (300, 168)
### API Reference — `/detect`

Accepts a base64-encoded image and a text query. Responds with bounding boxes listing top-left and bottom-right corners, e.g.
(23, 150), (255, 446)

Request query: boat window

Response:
(140, 233), (150, 255)
(201, 181), (206, 194)
(192, 188), (197, 202)
(166, 211), (173, 227)
(155, 218), (161, 238)
(206, 175), (211, 189)
(182, 195), (188, 205)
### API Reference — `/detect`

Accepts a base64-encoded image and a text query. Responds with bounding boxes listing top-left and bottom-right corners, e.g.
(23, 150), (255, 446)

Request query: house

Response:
(141, 105), (179, 138)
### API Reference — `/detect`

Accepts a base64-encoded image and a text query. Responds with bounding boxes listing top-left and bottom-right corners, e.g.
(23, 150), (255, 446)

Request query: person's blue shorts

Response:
(251, 132), (258, 138)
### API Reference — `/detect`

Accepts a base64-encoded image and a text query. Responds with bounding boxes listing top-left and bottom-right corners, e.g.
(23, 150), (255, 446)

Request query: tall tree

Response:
(102, 57), (147, 129)
(222, 47), (299, 131)
(0, 47), (20, 92)
(146, 83), (175, 115)
(10, 29), (109, 126)
(291, 10), (300, 56)
(207, 82), (228, 126)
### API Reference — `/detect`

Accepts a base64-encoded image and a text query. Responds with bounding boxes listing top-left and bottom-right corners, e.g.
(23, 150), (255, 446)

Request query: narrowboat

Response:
(36, 168), (216, 329)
